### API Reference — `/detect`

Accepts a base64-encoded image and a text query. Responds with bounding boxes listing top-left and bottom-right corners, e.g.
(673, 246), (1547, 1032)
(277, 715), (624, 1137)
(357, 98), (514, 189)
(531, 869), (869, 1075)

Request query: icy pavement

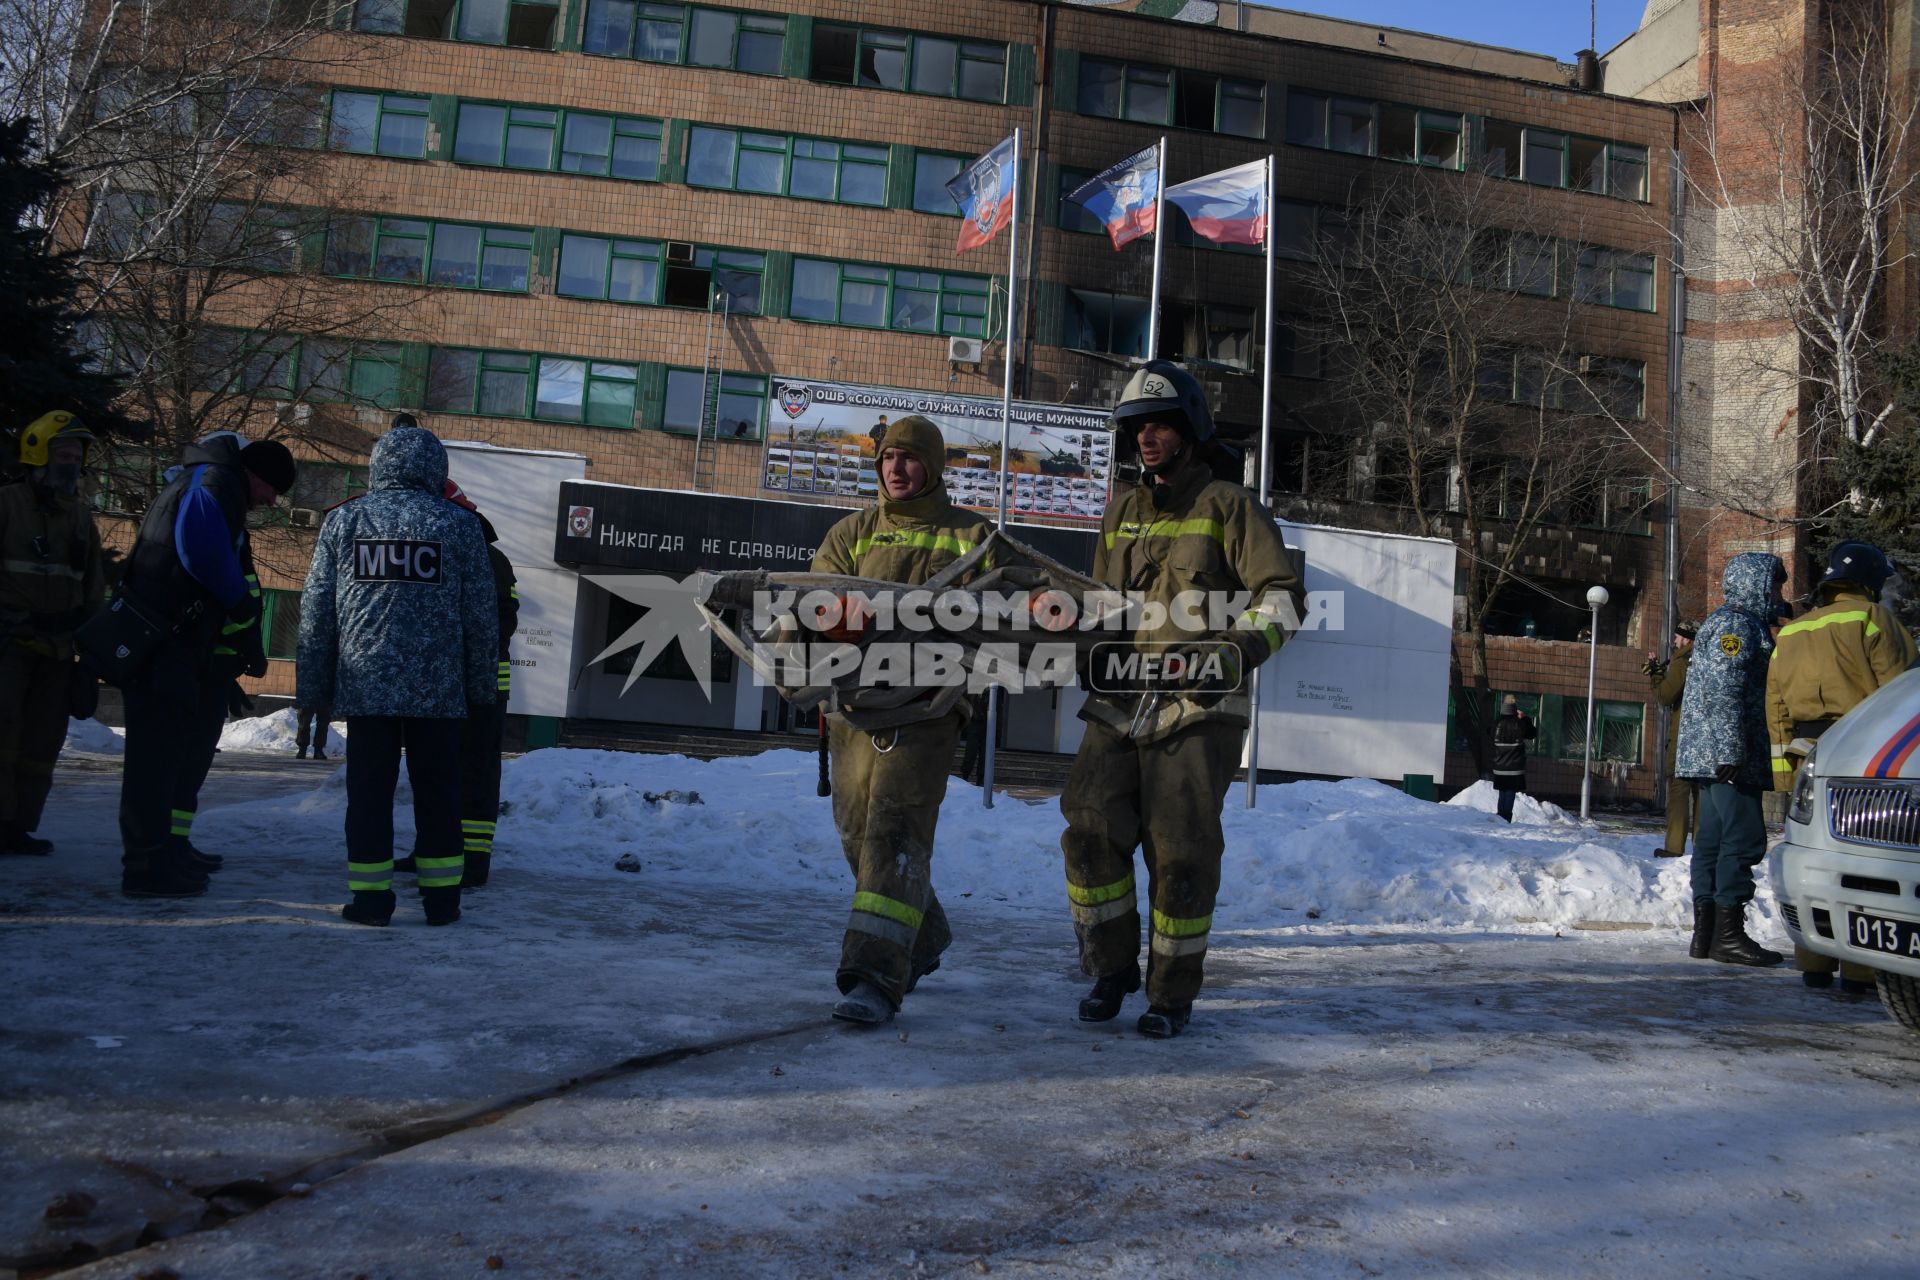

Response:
(3, 742), (1917, 1278)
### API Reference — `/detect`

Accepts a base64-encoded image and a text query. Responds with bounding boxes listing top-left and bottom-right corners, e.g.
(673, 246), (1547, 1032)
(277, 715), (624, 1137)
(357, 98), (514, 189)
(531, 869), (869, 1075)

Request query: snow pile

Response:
(62, 718), (125, 755)
(218, 707), (347, 756)
(482, 749), (1711, 932)
(1444, 778), (1578, 825)
(198, 746), (1736, 933)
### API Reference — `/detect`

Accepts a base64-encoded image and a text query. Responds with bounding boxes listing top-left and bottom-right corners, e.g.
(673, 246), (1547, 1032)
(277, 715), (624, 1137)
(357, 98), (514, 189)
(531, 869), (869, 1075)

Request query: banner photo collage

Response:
(759, 376), (1115, 523)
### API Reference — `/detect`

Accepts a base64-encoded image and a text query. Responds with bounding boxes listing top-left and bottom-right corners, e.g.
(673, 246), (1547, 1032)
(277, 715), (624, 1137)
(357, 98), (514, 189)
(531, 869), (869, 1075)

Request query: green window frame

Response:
(534, 355), (638, 428)
(563, 113), (663, 178)
(263, 589), (302, 661)
(1377, 102), (1466, 169)
(353, 0), (562, 51)
(1575, 246), (1657, 311)
(789, 137), (887, 205)
(325, 216), (532, 292)
(300, 338), (405, 408)
(425, 347), (535, 417)
(454, 101), (663, 180)
(1285, 88), (1375, 155)
(687, 125), (787, 193)
(1079, 58), (1264, 138)
(422, 346), (639, 426)
(1482, 120), (1650, 202)
(327, 89), (428, 158)
(580, 2), (784, 74)
(914, 152), (966, 217)
(662, 368), (766, 439)
(1556, 698), (1644, 764)
(788, 258), (989, 337)
(687, 125), (888, 205)
(557, 233), (664, 304)
(809, 21), (1007, 103)
(1580, 357), (1646, 419)
(1077, 57), (1171, 126)
(1479, 232), (1558, 297)
(671, 247), (766, 314)
(204, 201), (307, 272)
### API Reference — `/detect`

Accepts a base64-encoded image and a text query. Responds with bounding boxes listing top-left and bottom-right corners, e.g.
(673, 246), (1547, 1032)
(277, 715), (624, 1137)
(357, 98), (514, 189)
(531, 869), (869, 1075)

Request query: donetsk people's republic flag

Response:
(1065, 145), (1161, 250)
(1163, 159), (1268, 247)
(946, 135), (1017, 253)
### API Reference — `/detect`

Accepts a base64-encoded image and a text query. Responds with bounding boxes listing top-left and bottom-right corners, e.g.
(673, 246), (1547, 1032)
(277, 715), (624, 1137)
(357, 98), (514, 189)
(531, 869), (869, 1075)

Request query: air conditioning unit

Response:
(288, 507), (321, 528)
(666, 240), (696, 264)
(948, 335), (984, 364)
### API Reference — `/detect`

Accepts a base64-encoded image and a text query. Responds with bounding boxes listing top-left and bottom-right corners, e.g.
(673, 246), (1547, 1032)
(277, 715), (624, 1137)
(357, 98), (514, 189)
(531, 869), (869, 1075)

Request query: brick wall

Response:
(1446, 632), (1663, 806)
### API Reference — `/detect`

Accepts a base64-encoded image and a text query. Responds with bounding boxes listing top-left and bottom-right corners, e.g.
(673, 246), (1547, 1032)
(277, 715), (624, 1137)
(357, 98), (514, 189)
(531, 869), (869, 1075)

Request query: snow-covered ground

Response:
(4, 747), (1912, 1279)
(214, 705), (348, 756)
(62, 717), (124, 755)
(62, 708), (349, 759)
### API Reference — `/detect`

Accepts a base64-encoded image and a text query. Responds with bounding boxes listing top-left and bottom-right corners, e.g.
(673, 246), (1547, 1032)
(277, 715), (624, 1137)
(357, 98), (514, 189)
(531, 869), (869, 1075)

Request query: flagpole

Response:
(1145, 135), (1167, 360)
(983, 126), (1022, 811)
(1246, 154), (1275, 811)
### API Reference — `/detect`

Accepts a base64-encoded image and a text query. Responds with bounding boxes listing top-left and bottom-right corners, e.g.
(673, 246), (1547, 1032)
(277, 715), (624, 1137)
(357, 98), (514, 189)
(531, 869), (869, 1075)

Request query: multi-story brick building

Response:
(80, 0), (1692, 801)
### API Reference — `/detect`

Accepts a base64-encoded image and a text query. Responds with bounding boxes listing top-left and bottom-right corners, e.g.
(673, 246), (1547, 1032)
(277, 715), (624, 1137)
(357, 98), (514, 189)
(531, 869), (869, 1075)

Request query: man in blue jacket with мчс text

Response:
(296, 418), (496, 928)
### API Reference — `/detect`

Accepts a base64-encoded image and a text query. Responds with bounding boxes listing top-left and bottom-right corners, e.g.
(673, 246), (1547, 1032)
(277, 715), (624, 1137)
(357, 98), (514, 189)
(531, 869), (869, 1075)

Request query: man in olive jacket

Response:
(812, 415), (990, 1025)
(1061, 362), (1306, 1039)
(1645, 620), (1697, 857)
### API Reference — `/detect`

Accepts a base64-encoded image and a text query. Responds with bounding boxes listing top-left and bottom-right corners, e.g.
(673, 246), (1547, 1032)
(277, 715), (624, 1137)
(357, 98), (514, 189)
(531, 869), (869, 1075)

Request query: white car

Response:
(1770, 666), (1920, 1033)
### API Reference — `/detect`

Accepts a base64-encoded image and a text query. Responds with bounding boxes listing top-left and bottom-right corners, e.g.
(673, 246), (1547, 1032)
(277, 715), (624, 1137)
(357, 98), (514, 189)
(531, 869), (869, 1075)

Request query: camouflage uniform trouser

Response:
(830, 712), (960, 1008)
(1662, 777), (1697, 855)
(1060, 718), (1245, 1009)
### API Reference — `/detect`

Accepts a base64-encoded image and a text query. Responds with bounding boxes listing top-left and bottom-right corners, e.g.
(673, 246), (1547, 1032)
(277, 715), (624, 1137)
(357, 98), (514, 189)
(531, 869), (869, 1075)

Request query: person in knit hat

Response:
(114, 433), (295, 898)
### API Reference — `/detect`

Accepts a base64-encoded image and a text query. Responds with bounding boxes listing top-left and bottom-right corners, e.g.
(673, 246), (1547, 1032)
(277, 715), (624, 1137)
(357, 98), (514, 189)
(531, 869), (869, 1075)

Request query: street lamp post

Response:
(1581, 585), (1611, 821)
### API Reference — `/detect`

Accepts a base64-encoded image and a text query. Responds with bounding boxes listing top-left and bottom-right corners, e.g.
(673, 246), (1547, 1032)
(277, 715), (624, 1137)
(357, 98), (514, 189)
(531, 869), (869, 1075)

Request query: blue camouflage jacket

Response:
(295, 427), (498, 718)
(1675, 552), (1783, 786)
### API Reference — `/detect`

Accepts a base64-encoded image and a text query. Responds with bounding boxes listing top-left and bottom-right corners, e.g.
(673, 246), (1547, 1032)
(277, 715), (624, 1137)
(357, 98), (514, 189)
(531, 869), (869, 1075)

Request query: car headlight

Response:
(1787, 743), (1818, 826)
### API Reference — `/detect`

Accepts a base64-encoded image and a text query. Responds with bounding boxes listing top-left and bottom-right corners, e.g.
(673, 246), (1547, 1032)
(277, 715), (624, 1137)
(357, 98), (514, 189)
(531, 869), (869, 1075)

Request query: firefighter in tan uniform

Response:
(1, 413), (104, 855)
(1061, 363), (1307, 1038)
(1766, 541), (1917, 993)
(812, 416), (990, 1025)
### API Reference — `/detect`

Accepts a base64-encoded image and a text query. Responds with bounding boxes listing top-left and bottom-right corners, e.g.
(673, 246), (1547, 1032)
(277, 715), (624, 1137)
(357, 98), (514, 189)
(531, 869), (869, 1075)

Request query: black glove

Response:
(1714, 763), (1739, 785)
(220, 596), (270, 678)
(226, 680), (254, 719)
(226, 592), (263, 628)
(68, 659), (100, 720)
(1140, 638), (1244, 709)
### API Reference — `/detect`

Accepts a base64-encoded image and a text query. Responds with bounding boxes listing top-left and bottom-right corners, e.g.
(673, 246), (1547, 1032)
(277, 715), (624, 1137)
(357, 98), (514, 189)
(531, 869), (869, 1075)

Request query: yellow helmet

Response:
(17, 411), (95, 467)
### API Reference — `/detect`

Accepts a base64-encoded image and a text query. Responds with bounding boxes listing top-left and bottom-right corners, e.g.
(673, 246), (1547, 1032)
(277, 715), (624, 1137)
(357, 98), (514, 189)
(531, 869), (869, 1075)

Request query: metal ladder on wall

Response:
(691, 285), (730, 491)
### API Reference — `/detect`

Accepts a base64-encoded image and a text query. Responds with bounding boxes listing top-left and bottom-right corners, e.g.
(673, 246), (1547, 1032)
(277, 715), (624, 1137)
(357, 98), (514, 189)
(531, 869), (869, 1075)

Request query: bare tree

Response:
(1290, 169), (1647, 771)
(1673, 0), (1920, 528)
(4, 1), (426, 578)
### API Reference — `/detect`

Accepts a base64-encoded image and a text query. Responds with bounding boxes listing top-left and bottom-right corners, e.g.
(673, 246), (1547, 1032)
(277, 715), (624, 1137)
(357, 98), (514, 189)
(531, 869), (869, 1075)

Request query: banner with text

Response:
(760, 375), (1115, 523)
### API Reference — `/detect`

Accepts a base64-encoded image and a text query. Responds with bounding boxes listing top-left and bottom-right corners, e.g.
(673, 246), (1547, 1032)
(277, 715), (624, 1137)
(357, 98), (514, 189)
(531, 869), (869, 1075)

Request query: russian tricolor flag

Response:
(1165, 159), (1267, 247)
(946, 136), (1017, 254)
(1066, 145), (1161, 250)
